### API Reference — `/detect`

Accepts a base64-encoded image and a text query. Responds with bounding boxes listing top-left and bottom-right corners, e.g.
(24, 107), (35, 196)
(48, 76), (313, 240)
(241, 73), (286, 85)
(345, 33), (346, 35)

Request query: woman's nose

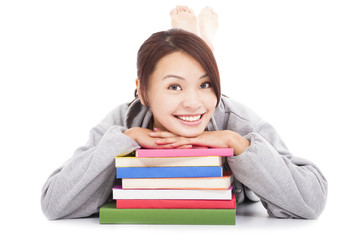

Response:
(182, 90), (201, 109)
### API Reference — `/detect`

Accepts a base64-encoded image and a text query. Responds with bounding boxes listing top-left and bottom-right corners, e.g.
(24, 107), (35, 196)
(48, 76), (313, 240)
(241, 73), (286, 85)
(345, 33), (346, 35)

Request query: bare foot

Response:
(170, 5), (198, 35)
(199, 6), (219, 51)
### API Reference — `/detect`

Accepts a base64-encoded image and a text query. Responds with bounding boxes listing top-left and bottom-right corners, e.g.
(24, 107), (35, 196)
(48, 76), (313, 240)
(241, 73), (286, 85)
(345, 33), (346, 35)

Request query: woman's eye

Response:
(200, 82), (212, 89)
(168, 85), (182, 91)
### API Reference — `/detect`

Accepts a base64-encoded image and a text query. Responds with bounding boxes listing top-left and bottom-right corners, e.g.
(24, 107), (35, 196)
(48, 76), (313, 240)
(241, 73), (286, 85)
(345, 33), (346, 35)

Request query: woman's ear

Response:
(136, 78), (146, 106)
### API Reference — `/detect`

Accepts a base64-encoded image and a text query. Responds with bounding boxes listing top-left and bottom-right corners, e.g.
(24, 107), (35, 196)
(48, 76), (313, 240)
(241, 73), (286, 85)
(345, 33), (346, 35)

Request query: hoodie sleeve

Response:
(41, 110), (140, 220)
(227, 118), (328, 219)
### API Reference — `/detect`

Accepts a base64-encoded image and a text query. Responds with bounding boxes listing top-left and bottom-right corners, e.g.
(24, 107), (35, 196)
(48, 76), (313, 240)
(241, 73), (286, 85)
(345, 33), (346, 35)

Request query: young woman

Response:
(41, 6), (327, 220)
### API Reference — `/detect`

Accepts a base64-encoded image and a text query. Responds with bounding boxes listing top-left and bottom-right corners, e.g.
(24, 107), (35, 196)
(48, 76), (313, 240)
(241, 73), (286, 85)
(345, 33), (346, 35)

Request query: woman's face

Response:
(140, 51), (217, 137)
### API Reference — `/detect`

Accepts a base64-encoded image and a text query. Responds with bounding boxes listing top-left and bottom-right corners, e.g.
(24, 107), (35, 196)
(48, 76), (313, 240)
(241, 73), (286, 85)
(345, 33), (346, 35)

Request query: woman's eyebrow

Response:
(163, 74), (185, 81)
(163, 73), (208, 81)
(200, 73), (209, 79)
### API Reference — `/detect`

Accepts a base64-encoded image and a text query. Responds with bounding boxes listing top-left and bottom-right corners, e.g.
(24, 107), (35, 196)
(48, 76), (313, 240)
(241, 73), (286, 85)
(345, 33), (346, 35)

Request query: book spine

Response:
(112, 186), (232, 200)
(115, 156), (223, 167)
(116, 166), (223, 178)
(116, 194), (236, 209)
(100, 203), (236, 225)
(121, 175), (232, 189)
(136, 148), (234, 158)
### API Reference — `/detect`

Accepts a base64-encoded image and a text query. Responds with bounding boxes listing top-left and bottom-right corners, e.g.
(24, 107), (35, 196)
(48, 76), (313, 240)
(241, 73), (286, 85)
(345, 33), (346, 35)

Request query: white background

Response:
(1, 0), (359, 239)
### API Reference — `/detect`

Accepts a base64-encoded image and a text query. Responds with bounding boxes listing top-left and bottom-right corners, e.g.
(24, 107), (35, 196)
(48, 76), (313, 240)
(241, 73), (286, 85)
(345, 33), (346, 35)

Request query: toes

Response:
(183, 6), (194, 14)
(177, 5), (185, 13)
(200, 6), (218, 17)
(170, 8), (177, 16)
(176, 5), (194, 15)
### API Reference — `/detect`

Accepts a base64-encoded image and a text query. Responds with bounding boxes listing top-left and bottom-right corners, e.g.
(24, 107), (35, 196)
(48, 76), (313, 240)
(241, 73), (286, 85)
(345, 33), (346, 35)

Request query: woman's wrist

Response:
(124, 127), (138, 141)
(226, 130), (250, 156)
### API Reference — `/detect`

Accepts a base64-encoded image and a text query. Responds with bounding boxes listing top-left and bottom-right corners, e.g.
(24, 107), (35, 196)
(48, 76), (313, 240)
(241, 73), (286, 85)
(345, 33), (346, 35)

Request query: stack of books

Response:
(99, 148), (236, 225)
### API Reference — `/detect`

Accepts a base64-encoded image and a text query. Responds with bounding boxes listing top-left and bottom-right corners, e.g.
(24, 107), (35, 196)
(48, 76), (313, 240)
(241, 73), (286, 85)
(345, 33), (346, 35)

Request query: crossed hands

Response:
(124, 127), (250, 156)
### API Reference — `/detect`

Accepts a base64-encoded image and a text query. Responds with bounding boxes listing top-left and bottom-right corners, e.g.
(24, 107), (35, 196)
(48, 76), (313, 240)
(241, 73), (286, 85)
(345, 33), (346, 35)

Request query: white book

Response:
(122, 172), (233, 190)
(112, 185), (233, 200)
(115, 156), (223, 167)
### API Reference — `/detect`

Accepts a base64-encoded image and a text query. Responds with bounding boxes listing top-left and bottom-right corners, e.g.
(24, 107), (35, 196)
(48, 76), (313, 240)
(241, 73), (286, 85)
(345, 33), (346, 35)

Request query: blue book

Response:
(116, 166), (223, 178)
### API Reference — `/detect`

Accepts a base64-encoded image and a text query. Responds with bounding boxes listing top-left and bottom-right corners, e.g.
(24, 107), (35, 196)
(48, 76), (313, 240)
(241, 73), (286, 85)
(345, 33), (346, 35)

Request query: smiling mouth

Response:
(174, 114), (204, 122)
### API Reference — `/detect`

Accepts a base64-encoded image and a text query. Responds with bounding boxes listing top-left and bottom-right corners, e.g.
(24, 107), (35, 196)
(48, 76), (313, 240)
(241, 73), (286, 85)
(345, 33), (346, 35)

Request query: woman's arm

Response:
(41, 123), (140, 220)
(228, 119), (327, 219)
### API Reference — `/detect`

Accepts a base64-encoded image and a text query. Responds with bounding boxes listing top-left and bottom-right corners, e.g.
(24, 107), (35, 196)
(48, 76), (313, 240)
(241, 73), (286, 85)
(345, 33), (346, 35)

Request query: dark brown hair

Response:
(136, 29), (221, 106)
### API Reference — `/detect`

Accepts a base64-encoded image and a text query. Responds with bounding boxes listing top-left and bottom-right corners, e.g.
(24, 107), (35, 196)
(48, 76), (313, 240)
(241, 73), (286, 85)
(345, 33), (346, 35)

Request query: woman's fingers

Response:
(150, 129), (178, 138)
(177, 144), (193, 149)
(155, 138), (177, 145)
(149, 129), (198, 149)
(153, 136), (194, 148)
(170, 138), (193, 148)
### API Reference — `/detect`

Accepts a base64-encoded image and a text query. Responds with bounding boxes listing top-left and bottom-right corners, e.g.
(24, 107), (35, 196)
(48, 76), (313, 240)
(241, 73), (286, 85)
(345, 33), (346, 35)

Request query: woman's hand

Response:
(124, 127), (192, 149)
(151, 129), (250, 156)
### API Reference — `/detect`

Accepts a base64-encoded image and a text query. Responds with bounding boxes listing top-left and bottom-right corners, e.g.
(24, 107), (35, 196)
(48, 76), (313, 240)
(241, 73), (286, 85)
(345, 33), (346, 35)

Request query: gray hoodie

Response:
(41, 97), (327, 220)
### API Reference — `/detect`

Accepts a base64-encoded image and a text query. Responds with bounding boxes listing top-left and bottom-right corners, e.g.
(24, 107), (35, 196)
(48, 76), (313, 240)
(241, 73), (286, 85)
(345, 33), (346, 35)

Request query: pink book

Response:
(135, 148), (234, 158)
(116, 194), (236, 209)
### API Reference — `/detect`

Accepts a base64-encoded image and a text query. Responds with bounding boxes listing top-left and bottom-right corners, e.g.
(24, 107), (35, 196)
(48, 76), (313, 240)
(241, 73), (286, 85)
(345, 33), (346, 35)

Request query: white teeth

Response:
(177, 115), (201, 122)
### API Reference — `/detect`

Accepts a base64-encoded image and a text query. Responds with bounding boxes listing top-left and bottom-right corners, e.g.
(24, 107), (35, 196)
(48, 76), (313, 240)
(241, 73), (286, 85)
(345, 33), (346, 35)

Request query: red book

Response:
(116, 194), (236, 209)
(135, 148), (234, 158)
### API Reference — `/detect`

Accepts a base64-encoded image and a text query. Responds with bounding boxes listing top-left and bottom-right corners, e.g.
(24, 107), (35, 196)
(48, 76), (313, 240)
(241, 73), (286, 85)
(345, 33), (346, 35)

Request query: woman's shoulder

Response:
(100, 99), (140, 125)
(212, 96), (262, 134)
(100, 98), (149, 128)
(218, 96), (261, 122)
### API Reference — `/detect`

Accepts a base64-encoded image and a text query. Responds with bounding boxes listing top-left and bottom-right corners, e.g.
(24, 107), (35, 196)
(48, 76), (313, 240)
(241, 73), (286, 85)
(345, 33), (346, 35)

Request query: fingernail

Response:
(154, 128), (159, 131)
(149, 132), (156, 136)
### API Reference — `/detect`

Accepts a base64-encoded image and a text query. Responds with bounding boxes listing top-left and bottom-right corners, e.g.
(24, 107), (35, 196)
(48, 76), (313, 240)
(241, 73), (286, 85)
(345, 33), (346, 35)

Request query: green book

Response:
(99, 202), (236, 225)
